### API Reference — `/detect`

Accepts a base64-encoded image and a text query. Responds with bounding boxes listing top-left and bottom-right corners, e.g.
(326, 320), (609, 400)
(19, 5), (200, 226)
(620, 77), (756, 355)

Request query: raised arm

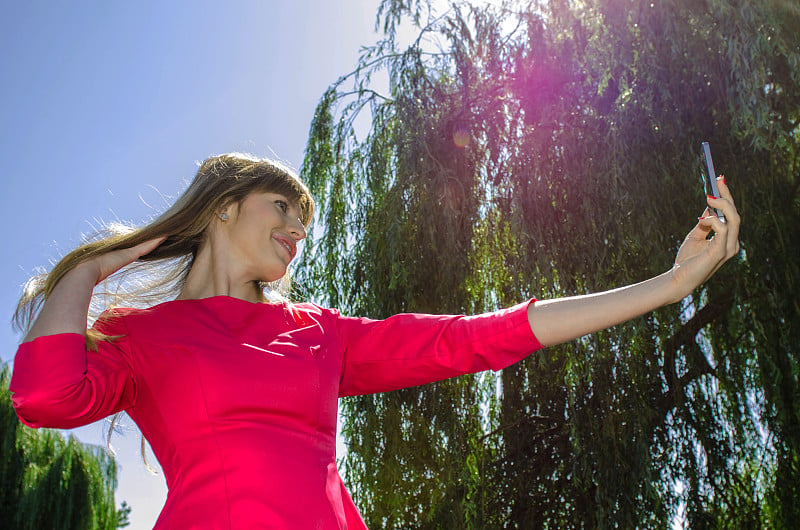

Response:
(24, 238), (164, 341)
(12, 238), (163, 429)
(527, 177), (740, 347)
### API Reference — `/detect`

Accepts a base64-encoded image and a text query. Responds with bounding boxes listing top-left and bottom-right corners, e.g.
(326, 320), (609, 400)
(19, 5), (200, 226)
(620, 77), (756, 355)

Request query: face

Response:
(217, 191), (307, 283)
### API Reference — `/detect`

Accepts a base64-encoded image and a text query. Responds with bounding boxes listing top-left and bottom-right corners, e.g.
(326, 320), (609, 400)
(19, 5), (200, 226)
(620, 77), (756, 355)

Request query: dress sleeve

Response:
(9, 310), (137, 429)
(336, 300), (542, 396)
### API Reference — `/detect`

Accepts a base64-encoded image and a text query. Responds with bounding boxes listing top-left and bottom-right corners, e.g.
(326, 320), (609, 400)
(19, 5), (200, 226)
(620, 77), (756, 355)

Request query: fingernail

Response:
(708, 194), (717, 200)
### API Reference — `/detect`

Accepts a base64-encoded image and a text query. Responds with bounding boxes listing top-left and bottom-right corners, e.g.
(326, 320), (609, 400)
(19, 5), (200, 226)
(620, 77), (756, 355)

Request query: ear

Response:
(217, 201), (237, 223)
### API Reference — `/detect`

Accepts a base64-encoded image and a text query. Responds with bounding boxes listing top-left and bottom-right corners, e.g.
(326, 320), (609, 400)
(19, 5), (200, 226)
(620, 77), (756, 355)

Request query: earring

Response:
(220, 212), (229, 221)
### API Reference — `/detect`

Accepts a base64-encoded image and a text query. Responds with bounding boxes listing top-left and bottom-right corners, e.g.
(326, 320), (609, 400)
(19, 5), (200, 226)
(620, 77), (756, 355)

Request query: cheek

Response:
(226, 223), (264, 255)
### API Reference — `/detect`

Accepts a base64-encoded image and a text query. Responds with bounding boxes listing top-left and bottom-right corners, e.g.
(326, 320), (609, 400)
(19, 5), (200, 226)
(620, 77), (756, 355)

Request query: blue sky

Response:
(1, 1), (383, 527)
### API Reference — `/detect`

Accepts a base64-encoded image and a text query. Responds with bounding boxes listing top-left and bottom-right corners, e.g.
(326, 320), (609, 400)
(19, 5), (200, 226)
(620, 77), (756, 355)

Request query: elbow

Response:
(10, 389), (51, 429)
(9, 367), (60, 428)
(9, 333), (94, 429)
(9, 377), (96, 430)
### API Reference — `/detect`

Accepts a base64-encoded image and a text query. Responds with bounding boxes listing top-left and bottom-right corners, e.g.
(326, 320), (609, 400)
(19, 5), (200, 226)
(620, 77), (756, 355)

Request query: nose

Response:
(288, 217), (307, 241)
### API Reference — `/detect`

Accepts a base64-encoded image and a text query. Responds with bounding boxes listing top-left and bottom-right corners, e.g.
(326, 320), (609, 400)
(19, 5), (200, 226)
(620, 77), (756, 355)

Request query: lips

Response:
(272, 234), (296, 260)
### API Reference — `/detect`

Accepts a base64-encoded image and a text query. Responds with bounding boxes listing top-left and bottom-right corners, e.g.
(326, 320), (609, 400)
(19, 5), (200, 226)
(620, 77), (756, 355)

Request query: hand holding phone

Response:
(701, 142), (726, 223)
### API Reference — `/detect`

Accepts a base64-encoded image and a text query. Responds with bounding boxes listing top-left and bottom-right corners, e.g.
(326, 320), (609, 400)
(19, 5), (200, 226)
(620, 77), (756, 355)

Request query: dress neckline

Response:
(118, 295), (289, 313)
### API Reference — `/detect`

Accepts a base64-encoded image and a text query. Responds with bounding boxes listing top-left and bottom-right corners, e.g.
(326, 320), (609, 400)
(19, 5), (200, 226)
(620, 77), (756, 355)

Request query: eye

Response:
(274, 200), (288, 213)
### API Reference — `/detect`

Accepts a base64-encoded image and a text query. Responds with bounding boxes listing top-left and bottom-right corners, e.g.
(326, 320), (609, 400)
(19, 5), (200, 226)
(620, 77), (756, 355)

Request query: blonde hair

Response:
(15, 152), (315, 334)
(12, 153), (315, 466)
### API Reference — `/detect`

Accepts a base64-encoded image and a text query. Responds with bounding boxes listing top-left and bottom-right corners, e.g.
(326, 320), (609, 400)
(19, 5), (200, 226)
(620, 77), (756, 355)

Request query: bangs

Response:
(220, 155), (314, 227)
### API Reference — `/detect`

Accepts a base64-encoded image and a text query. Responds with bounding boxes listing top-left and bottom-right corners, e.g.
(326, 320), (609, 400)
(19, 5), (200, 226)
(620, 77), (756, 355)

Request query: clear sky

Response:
(0, 1), (383, 527)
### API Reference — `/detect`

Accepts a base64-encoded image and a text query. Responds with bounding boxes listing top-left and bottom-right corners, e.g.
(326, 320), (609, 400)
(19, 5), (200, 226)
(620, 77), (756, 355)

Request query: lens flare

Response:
(453, 126), (471, 148)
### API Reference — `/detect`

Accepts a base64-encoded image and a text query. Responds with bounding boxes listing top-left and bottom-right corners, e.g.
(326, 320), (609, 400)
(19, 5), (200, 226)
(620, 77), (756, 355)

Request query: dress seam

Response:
(191, 348), (234, 530)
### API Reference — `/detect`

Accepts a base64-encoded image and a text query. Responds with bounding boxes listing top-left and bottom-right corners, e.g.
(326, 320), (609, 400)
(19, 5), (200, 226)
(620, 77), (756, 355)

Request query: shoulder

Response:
(285, 301), (341, 327)
(91, 306), (144, 335)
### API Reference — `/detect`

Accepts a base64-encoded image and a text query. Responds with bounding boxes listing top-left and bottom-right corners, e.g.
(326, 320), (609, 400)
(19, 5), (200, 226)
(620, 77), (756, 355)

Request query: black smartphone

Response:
(700, 142), (725, 223)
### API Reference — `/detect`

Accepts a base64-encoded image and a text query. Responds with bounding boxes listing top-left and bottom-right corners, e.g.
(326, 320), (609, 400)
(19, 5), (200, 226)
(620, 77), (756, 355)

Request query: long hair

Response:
(14, 152), (315, 334)
(12, 152), (315, 465)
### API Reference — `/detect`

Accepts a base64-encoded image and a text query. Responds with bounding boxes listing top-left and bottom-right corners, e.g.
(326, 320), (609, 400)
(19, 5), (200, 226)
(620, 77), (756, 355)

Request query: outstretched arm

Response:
(527, 176), (740, 347)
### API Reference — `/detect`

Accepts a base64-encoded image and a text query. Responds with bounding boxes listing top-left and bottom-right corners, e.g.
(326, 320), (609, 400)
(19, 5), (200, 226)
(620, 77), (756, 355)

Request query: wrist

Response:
(665, 265), (695, 305)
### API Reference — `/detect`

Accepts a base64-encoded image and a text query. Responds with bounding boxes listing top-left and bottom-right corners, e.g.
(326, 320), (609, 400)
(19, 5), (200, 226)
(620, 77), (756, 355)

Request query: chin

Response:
(259, 268), (289, 284)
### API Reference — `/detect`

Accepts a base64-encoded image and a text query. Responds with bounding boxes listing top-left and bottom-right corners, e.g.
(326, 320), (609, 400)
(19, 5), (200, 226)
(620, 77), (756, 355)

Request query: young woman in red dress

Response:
(10, 153), (740, 529)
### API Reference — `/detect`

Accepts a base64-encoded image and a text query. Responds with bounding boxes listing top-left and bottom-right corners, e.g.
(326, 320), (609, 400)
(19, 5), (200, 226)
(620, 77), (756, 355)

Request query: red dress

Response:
(10, 296), (541, 529)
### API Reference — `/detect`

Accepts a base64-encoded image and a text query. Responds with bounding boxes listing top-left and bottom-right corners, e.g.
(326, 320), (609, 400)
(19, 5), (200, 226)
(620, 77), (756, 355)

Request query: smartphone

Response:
(700, 142), (725, 223)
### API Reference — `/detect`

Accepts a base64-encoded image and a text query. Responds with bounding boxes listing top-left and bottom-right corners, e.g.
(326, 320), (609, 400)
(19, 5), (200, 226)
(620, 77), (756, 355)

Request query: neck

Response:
(179, 242), (261, 303)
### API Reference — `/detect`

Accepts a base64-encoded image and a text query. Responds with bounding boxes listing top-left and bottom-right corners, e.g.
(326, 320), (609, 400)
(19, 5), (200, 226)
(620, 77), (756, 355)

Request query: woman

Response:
(9, 153), (740, 529)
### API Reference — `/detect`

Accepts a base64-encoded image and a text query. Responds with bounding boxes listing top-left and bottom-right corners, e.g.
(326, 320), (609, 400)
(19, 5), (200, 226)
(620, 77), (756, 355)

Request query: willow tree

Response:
(1, 365), (130, 529)
(297, 0), (800, 527)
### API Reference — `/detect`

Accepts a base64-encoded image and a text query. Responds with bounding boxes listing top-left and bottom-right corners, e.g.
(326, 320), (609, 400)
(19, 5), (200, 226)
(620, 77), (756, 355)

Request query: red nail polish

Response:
(708, 194), (717, 200)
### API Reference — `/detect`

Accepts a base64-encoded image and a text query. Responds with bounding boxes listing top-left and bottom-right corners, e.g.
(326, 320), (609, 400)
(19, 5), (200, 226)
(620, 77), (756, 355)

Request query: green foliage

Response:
(1, 365), (130, 529)
(298, 0), (800, 527)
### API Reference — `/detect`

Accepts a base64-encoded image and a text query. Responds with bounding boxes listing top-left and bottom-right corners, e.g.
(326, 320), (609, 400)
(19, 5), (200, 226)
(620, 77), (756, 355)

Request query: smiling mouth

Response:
(273, 235), (296, 260)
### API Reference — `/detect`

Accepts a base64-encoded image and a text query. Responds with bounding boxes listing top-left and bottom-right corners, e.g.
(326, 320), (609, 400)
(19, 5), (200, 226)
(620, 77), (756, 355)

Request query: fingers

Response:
(133, 236), (167, 259)
(687, 208), (714, 241)
(706, 176), (741, 258)
(715, 175), (735, 205)
(684, 213), (728, 283)
(116, 238), (164, 264)
(697, 212), (728, 257)
(96, 237), (167, 283)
